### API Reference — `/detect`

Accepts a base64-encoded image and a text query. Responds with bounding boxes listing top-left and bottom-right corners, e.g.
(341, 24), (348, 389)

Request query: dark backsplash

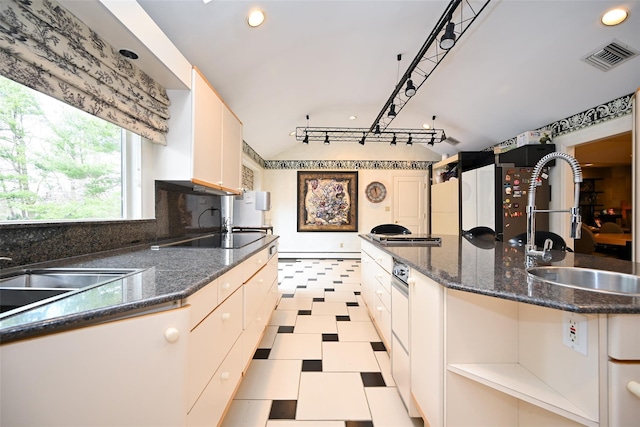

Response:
(0, 182), (223, 268)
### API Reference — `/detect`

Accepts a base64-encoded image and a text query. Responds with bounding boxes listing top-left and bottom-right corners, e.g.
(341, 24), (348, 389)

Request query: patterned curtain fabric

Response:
(0, 0), (170, 144)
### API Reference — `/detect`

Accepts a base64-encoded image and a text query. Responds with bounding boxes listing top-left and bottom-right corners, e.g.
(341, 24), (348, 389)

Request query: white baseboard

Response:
(278, 252), (360, 259)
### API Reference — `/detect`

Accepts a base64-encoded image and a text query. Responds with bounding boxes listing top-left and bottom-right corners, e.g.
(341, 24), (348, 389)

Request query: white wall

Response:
(261, 142), (440, 258)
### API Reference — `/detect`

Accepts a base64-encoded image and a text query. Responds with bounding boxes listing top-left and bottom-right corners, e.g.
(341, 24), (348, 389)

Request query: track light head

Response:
(428, 133), (435, 146)
(405, 79), (416, 97)
(407, 134), (413, 146)
(324, 132), (329, 145)
(390, 133), (397, 146)
(303, 132), (309, 144)
(374, 124), (381, 135)
(440, 21), (456, 50)
(359, 132), (366, 145)
(388, 104), (397, 117)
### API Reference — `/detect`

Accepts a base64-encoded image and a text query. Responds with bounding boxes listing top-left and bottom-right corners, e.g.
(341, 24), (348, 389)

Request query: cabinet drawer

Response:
(372, 297), (391, 348)
(241, 283), (278, 372)
(373, 264), (391, 294)
(187, 338), (243, 427)
(186, 278), (218, 330)
(608, 361), (640, 427)
(218, 266), (244, 305)
(243, 259), (277, 329)
(239, 248), (270, 284)
(361, 241), (393, 273)
(187, 288), (242, 411)
(608, 314), (640, 360)
(374, 281), (391, 312)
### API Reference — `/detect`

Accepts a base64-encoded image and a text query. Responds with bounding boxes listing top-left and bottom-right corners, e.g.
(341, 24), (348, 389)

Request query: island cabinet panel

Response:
(0, 306), (191, 427)
(444, 289), (602, 427)
(361, 240), (392, 349)
(409, 270), (444, 425)
(607, 314), (640, 426)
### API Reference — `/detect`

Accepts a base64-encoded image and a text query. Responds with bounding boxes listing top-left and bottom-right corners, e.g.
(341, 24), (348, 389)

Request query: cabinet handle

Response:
(257, 259), (263, 265)
(221, 313), (231, 321)
(376, 290), (384, 296)
(376, 257), (383, 263)
(408, 278), (416, 286)
(377, 306), (384, 312)
(628, 381), (640, 399)
(375, 274), (382, 280)
(164, 327), (180, 343)
(222, 282), (231, 291)
(258, 278), (264, 284)
(220, 372), (230, 381)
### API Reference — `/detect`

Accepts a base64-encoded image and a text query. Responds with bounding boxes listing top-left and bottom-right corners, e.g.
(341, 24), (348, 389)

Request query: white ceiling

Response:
(65, 0), (639, 160)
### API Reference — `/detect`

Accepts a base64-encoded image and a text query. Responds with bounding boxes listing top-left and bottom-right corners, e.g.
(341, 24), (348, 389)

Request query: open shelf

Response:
(448, 363), (598, 427)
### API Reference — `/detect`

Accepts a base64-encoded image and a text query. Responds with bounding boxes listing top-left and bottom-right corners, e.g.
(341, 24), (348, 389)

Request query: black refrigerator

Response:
(495, 144), (556, 242)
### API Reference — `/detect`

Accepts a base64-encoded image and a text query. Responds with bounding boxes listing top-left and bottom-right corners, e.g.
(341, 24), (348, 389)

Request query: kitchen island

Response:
(0, 234), (279, 427)
(361, 234), (640, 427)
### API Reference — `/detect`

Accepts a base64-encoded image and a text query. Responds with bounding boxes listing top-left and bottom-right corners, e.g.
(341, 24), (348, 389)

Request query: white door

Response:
(393, 175), (425, 234)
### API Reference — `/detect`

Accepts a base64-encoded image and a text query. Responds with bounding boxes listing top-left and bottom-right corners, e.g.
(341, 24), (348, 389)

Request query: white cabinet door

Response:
(410, 271), (444, 426)
(221, 105), (243, 192)
(192, 68), (223, 187)
(0, 307), (190, 427)
(393, 175), (425, 234)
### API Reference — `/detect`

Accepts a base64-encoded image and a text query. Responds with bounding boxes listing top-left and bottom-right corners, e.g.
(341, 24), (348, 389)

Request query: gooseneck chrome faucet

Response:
(526, 152), (582, 266)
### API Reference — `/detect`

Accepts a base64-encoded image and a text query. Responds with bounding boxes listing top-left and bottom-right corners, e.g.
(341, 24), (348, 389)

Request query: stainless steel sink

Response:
(527, 266), (640, 296)
(0, 268), (140, 314)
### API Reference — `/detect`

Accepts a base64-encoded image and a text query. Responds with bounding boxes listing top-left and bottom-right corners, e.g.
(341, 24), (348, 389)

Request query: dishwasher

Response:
(391, 259), (411, 410)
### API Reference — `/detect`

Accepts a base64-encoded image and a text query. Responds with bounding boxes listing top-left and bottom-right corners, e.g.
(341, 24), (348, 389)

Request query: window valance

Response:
(0, 0), (170, 144)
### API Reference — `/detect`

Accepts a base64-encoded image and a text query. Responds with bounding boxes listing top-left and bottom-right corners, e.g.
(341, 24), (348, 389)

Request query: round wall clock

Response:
(365, 181), (387, 203)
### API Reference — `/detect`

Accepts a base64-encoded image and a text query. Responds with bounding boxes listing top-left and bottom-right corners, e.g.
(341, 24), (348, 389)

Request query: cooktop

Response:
(370, 233), (442, 246)
(151, 233), (265, 250)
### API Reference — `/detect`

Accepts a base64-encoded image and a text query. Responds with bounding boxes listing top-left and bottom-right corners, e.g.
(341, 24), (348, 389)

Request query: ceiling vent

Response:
(445, 137), (460, 146)
(582, 39), (639, 71)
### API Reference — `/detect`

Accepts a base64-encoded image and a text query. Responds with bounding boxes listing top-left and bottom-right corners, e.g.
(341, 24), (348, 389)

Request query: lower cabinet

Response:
(0, 246), (279, 427)
(0, 306), (191, 427)
(409, 270), (444, 424)
(361, 240), (392, 349)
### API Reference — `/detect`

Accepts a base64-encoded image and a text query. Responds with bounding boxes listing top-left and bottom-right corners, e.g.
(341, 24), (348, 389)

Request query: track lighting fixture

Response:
(324, 132), (329, 145)
(388, 104), (397, 117)
(374, 124), (381, 135)
(407, 134), (413, 146)
(359, 132), (366, 145)
(369, 0), (490, 132)
(440, 20), (456, 50)
(390, 133), (397, 146)
(303, 132), (309, 144)
(428, 134), (435, 146)
(405, 79), (416, 97)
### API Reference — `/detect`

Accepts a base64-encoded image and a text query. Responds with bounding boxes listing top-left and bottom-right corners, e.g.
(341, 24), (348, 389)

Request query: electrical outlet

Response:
(339, 242), (344, 248)
(562, 312), (588, 356)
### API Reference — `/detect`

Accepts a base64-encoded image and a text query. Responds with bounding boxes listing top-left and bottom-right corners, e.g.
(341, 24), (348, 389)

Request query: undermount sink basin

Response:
(527, 266), (640, 296)
(0, 268), (140, 314)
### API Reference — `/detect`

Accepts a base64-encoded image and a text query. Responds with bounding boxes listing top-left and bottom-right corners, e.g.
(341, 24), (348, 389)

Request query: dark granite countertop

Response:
(0, 235), (279, 343)
(361, 234), (640, 314)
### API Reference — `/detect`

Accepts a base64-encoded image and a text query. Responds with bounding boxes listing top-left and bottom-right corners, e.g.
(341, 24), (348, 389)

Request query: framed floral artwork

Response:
(297, 171), (358, 232)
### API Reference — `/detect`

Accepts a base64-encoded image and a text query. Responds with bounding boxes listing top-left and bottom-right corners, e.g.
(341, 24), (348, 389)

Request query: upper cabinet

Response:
(154, 68), (242, 195)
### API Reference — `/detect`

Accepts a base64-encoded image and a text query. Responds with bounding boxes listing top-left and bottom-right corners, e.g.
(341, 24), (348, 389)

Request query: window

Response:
(0, 75), (143, 222)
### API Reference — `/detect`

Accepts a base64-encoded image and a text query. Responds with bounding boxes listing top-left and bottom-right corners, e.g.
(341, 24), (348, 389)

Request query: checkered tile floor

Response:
(221, 259), (423, 427)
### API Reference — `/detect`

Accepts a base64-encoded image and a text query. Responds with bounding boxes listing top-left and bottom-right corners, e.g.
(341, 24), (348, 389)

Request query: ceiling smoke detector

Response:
(582, 39), (639, 71)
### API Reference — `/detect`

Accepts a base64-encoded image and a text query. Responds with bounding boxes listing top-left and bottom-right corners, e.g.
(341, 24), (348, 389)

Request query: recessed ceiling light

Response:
(601, 8), (628, 26)
(349, 115), (357, 120)
(422, 123), (431, 129)
(584, 163), (594, 167)
(119, 49), (138, 60)
(247, 9), (266, 27)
